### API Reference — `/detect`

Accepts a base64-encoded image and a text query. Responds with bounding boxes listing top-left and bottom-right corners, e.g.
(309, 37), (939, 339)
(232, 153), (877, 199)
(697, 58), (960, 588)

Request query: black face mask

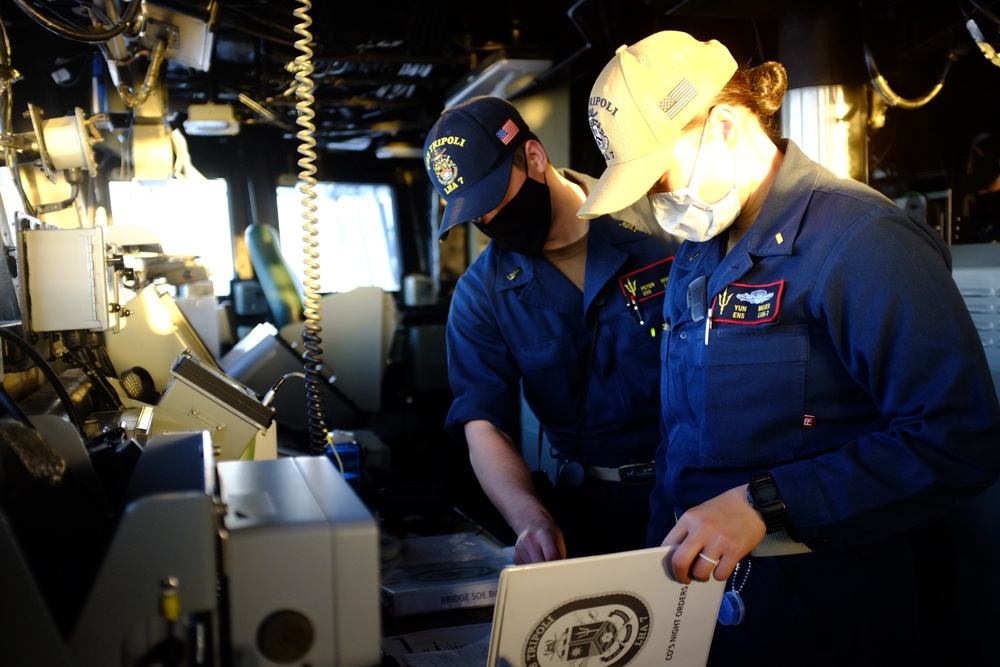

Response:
(474, 173), (552, 255)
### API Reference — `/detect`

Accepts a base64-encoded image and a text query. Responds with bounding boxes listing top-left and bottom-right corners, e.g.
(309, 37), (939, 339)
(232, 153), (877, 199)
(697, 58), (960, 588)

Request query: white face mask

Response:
(648, 120), (741, 243)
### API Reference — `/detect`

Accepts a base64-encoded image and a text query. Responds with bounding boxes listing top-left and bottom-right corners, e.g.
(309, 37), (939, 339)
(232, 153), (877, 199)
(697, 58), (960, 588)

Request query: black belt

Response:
(585, 462), (655, 485)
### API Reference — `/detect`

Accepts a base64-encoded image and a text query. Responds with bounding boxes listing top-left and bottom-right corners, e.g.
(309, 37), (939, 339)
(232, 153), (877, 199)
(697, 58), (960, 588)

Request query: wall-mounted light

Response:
(375, 142), (424, 159)
(445, 52), (553, 108)
(183, 102), (239, 136)
(325, 137), (372, 152)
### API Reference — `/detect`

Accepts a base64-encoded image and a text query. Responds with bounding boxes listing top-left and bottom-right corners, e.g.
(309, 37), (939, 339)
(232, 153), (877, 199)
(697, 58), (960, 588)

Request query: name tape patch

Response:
(711, 280), (784, 325)
(619, 257), (673, 303)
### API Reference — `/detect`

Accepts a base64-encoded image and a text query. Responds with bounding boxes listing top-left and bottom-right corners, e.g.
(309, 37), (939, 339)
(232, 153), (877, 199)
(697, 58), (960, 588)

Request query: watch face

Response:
(756, 481), (780, 503)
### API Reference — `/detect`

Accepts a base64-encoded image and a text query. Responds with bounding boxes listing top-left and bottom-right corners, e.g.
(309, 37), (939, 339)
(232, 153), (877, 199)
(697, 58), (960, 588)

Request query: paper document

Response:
(381, 623), (492, 666)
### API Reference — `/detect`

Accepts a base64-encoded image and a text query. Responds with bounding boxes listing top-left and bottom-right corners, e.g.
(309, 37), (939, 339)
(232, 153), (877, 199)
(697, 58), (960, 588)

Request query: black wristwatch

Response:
(747, 472), (790, 534)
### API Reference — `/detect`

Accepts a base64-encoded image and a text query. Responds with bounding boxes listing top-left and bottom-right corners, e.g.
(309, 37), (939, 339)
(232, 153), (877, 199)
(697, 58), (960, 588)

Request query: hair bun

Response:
(746, 62), (788, 117)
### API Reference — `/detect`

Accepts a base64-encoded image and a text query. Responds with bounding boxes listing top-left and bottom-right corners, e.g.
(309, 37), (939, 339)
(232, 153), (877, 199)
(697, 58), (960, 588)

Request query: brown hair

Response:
(686, 61), (788, 140)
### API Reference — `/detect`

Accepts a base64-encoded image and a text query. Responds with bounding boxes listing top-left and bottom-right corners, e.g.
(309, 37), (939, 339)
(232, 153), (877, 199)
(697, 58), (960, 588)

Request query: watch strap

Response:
(747, 472), (790, 534)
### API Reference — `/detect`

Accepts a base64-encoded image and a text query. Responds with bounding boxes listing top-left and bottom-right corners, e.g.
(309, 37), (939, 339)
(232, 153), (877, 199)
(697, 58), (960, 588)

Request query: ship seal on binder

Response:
(523, 592), (651, 667)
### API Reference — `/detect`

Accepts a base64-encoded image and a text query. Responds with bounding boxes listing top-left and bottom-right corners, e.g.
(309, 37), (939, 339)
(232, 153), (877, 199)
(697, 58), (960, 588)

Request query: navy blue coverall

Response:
(651, 141), (1000, 665)
(446, 214), (674, 556)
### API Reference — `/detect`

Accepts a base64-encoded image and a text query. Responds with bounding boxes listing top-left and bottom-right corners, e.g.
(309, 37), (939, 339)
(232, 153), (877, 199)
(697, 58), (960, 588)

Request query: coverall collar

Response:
(686, 140), (817, 297)
(493, 215), (648, 316)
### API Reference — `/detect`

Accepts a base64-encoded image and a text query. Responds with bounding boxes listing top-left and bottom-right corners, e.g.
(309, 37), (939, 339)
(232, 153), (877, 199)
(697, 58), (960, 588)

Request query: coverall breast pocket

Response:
(694, 324), (809, 466)
(514, 333), (580, 416)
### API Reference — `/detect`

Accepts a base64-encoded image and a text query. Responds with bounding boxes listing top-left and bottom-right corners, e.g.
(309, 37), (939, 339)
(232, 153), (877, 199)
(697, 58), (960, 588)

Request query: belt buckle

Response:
(618, 462), (655, 485)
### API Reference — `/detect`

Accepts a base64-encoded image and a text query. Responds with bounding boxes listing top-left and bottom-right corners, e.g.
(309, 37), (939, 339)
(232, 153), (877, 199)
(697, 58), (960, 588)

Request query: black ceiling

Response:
(4, 0), (1000, 176)
(173, 1), (582, 145)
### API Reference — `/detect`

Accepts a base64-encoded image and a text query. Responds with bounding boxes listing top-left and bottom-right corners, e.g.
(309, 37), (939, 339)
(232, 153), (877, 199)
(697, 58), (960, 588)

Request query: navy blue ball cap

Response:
(423, 96), (530, 240)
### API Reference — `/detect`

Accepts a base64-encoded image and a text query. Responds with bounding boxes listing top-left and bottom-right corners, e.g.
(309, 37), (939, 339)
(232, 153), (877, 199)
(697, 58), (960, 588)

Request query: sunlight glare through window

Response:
(276, 182), (401, 294)
(108, 179), (234, 296)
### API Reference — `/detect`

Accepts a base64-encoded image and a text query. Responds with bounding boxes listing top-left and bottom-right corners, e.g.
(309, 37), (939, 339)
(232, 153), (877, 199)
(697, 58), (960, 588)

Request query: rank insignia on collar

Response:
(618, 220), (639, 232)
(711, 280), (784, 325)
(506, 267), (522, 280)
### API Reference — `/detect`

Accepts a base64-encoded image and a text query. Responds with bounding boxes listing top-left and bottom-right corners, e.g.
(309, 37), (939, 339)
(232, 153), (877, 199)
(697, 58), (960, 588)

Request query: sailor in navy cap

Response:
(423, 95), (677, 564)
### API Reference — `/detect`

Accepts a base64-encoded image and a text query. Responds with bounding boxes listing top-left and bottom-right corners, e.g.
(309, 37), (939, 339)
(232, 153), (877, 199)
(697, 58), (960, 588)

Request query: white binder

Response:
(487, 546), (725, 667)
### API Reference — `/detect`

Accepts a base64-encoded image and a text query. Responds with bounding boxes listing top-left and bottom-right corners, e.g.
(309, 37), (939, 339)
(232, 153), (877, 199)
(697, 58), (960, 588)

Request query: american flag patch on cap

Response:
(659, 79), (697, 118)
(497, 119), (519, 145)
